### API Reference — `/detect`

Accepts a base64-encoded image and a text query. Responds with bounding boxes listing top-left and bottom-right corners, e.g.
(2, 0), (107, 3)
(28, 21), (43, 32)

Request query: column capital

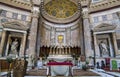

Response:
(31, 7), (40, 18)
(32, 11), (39, 18)
(83, 11), (89, 19)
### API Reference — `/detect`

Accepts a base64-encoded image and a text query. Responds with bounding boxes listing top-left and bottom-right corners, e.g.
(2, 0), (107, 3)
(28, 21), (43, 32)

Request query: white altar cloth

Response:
(47, 62), (73, 76)
(51, 65), (69, 76)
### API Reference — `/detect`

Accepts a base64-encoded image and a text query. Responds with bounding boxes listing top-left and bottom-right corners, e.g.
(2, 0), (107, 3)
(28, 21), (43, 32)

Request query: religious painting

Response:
(98, 38), (110, 57)
(58, 35), (64, 43)
(111, 60), (118, 70)
(8, 37), (21, 56)
(116, 39), (120, 50)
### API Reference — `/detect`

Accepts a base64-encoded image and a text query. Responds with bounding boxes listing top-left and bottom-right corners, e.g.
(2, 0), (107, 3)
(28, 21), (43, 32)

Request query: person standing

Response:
(37, 57), (43, 69)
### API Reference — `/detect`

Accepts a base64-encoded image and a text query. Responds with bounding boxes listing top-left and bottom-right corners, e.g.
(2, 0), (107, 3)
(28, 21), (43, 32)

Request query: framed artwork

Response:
(98, 38), (110, 57)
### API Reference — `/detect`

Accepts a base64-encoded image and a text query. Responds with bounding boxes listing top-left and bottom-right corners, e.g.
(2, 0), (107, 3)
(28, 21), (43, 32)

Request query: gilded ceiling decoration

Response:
(45, 0), (77, 18)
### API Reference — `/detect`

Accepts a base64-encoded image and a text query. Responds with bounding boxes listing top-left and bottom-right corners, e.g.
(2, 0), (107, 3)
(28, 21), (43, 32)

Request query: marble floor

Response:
(90, 69), (120, 77)
(1, 69), (120, 77)
(24, 76), (101, 77)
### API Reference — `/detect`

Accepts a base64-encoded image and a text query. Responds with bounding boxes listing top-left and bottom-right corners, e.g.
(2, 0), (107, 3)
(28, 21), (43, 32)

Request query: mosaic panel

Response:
(45, 0), (77, 18)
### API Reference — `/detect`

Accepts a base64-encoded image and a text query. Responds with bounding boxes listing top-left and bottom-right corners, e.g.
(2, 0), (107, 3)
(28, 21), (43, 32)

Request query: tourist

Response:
(37, 57), (43, 69)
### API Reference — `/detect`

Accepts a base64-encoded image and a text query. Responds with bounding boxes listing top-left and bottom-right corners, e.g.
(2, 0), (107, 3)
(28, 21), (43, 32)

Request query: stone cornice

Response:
(43, 18), (79, 29)
(2, 21), (29, 31)
(0, 0), (32, 11)
(32, 11), (39, 18)
(89, 0), (120, 14)
(83, 11), (89, 19)
(42, 11), (80, 24)
(44, 0), (89, 7)
(81, 0), (90, 7)
(32, 0), (41, 5)
(93, 23), (116, 32)
(44, 0), (78, 5)
(0, 0), (119, 15)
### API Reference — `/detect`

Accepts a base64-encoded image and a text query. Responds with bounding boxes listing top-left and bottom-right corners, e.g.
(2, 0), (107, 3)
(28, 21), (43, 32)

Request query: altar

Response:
(47, 55), (73, 76)
(47, 55), (73, 62)
(47, 61), (73, 76)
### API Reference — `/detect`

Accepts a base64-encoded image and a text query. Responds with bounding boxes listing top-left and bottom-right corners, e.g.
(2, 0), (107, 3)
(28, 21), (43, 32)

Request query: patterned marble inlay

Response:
(45, 0), (77, 18)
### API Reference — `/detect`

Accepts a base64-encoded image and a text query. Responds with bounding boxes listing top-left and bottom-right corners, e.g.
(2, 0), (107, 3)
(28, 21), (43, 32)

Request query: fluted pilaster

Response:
(83, 12), (92, 58)
(28, 9), (39, 56)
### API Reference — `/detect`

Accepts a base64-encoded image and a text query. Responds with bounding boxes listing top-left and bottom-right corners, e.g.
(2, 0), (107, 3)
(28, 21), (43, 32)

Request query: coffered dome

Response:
(45, 0), (78, 18)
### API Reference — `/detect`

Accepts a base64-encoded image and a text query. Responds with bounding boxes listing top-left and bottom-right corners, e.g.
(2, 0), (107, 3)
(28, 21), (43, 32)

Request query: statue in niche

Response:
(99, 41), (109, 57)
(10, 38), (19, 57)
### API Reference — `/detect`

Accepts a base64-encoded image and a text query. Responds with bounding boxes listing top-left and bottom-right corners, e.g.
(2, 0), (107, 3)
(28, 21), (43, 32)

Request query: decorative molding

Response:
(89, 0), (120, 14)
(42, 10), (80, 24)
(43, 23), (51, 31)
(0, 0), (32, 10)
(70, 24), (79, 30)
(2, 21), (28, 31)
(1, 0), (119, 15)
(93, 23), (116, 32)
(3, 28), (27, 33)
(56, 28), (66, 32)
(42, 18), (80, 28)
(94, 30), (115, 34)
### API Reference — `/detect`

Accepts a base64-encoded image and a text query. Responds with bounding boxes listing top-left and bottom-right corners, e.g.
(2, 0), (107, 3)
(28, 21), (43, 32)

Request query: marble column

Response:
(0, 30), (6, 56)
(83, 13), (92, 58)
(20, 33), (27, 56)
(93, 34), (100, 57)
(28, 11), (39, 56)
(112, 32), (118, 57)
(79, 22), (84, 56)
(78, 0), (84, 57)
(5, 35), (11, 56)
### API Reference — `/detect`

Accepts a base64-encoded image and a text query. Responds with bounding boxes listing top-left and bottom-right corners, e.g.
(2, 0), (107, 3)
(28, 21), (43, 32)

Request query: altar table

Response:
(47, 62), (73, 76)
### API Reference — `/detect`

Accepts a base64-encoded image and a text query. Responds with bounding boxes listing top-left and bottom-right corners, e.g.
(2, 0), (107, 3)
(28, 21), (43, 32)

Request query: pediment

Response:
(2, 21), (28, 31)
(93, 23), (116, 32)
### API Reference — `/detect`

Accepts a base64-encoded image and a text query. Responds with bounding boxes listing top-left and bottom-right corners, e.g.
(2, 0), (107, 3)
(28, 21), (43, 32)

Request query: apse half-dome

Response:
(45, 0), (77, 18)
